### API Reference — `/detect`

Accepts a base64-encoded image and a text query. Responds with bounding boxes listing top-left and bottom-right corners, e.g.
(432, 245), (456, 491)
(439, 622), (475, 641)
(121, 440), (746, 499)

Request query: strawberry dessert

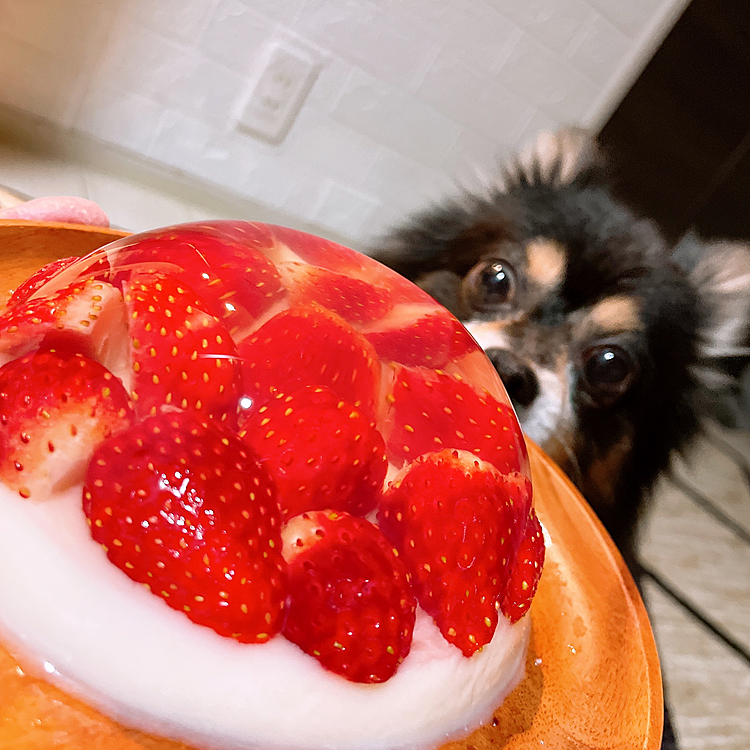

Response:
(0, 222), (543, 750)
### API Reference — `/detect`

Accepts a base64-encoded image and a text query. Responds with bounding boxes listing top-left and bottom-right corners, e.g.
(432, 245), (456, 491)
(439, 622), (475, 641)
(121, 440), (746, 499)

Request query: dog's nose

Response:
(485, 348), (539, 408)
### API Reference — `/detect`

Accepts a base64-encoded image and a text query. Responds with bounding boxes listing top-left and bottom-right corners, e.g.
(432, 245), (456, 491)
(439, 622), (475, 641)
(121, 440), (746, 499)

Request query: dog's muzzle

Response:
(484, 348), (539, 408)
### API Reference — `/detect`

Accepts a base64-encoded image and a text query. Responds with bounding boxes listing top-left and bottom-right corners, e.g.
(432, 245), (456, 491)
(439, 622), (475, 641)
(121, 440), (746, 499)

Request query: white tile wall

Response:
(498, 0), (597, 57)
(567, 14), (633, 86)
(147, 109), (263, 191)
(199, 0), (277, 73)
(0, 0), (689, 246)
(418, 52), (534, 144)
(332, 69), (462, 171)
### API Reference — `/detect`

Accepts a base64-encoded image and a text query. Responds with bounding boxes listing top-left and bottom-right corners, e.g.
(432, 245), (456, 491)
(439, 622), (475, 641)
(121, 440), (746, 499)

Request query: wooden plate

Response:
(0, 220), (663, 750)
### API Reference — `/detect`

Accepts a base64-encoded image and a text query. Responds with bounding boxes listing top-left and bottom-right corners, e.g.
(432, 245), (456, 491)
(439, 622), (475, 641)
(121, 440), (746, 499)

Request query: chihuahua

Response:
(370, 129), (750, 562)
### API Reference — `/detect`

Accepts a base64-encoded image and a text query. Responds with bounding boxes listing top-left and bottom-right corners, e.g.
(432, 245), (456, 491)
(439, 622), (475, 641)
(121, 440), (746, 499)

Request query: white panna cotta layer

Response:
(0, 483), (529, 750)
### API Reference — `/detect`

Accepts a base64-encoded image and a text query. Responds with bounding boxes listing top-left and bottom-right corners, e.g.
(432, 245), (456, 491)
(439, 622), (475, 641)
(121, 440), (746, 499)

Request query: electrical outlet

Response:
(237, 41), (321, 144)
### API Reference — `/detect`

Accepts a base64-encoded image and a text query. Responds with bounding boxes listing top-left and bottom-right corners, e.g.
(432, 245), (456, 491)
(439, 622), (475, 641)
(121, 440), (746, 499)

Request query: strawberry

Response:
(379, 450), (528, 655)
(239, 385), (387, 518)
(237, 306), (381, 417)
(499, 470), (534, 542)
(123, 272), (241, 423)
(500, 508), (545, 624)
(0, 278), (129, 378)
(364, 304), (475, 368)
(381, 365), (527, 474)
(110, 224), (284, 337)
(0, 349), (133, 499)
(269, 225), (435, 305)
(184, 220), (278, 252)
(278, 262), (394, 326)
(83, 413), (286, 643)
(282, 510), (416, 683)
(269, 226), (372, 273)
(8, 256), (81, 306)
(443, 348), (506, 397)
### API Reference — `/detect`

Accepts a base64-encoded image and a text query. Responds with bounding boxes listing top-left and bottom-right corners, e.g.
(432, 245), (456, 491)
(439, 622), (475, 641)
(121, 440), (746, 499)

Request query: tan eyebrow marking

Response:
(588, 295), (642, 334)
(525, 239), (566, 291)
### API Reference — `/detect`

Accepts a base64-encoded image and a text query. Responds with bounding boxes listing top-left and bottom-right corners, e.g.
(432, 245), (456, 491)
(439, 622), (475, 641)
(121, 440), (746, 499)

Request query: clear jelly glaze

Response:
(0, 222), (532, 749)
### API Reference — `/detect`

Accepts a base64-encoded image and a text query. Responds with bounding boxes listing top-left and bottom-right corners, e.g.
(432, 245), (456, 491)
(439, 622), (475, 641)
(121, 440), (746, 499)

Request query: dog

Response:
(370, 129), (750, 564)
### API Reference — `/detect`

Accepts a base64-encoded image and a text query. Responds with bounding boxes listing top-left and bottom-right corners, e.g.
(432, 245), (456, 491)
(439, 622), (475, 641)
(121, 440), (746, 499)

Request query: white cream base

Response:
(0, 483), (529, 750)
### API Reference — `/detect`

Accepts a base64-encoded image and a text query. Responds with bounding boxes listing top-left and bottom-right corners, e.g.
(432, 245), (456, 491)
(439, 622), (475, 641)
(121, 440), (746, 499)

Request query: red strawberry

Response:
(500, 470), (534, 541)
(269, 226), (372, 273)
(364, 304), (475, 368)
(182, 220), (278, 252)
(382, 365), (527, 474)
(282, 510), (416, 683)
(0, 278), (129, 377)
(123, 272), (241, 423)
(0, 349), (133, 499)
(8, 251), (114, 307)
(500, 509), (545, 623)
(379, 450), (528, 655)
(237, 306), (381, 417)
(269, 225), (435, 305)
(110, 223), (284, 337)
(278, 262), (394, 326)
(8, 256), (81, 306)
(443, 348), (506, 398)
(83, 413), (286, 643)
(239, 385), (387, 518)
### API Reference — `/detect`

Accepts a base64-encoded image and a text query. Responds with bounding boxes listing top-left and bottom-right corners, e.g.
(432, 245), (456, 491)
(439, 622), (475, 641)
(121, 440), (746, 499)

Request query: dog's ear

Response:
(674, 234), (750, 425)
(504, 127), (605, 189)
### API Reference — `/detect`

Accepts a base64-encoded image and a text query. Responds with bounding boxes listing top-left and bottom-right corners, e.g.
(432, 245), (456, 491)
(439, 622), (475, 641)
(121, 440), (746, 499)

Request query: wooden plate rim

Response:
(0, 220), (663, 750)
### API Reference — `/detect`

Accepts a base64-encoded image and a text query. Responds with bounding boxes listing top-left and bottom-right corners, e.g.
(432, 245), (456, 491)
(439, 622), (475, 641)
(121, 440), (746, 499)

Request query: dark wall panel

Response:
(598, 0), (750, 242)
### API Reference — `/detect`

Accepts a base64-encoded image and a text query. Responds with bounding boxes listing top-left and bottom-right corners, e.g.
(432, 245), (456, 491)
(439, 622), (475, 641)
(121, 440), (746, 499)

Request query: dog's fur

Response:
(370, 129), (750, 562)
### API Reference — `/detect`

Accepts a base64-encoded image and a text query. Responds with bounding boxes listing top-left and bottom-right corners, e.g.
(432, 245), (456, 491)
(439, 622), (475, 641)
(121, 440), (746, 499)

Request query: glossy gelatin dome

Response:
(0, 222), (543, 750)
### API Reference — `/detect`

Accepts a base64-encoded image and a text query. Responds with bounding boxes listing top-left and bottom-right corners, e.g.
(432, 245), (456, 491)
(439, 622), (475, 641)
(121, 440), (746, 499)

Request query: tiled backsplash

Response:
(0, 0), (688, 244)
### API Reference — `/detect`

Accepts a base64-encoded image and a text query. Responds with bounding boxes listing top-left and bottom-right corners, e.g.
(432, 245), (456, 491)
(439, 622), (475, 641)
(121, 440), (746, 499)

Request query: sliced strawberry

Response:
(364, 304), (474, 368)
(0, 349), (133, 499)
(500, 470), (534, 544)
(240, 385), (387, 518)
(123, 272), (241, 423)
(183, 220), (278, 252)
(443, 348), (506, 397)
(269, 225), (435, 305)
(9, 256), (82, 306)
(500, 508), (545, 624)
(83, 413), (286, 643)
(110, 223), (284, 338)
(381, 365), (527, 474)
(379, 450), (527, 655)
(0, 278), (129, 377)
(269, 226), (371, 273)
(278, 262), (394, 326)
(282, 510), (416, 683)
(237, 306), (380, 417)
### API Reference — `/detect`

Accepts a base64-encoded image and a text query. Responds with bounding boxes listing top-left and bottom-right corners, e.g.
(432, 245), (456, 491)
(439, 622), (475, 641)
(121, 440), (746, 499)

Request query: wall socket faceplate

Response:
(236, 41), (321, 145)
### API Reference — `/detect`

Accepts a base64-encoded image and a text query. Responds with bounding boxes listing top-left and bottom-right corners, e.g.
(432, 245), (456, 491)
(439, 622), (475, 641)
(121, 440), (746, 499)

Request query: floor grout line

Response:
(639, 562), (750, 665)
(666, 473), (750, 545)
(703, 429), (750, 498)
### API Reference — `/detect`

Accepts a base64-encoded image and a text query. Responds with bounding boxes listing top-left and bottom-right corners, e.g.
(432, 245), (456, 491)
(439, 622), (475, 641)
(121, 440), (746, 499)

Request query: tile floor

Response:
(640, 423), (750, 749)
(1, 134), (749, 750)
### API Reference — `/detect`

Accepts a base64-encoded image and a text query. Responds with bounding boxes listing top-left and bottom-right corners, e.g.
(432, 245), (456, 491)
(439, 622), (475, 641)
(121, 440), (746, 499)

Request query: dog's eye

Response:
(581, 345), (635, 399)
(463, 259), (516, 311)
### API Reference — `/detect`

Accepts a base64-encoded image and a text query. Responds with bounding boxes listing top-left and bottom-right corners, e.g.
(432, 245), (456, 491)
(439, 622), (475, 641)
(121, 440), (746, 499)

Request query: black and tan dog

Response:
(371, 129), (750, 562)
